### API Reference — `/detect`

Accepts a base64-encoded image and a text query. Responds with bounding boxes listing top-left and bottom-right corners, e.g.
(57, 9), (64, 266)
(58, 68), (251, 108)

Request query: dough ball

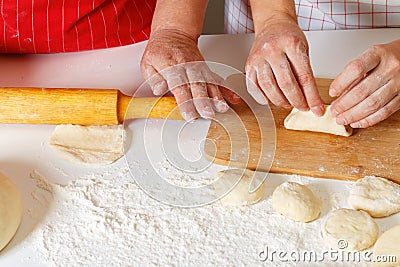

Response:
(348, 176), (400, 218)
(284, 105), (353, 136)
(50, 124), (125, 165)
(272, 182), (321, 222)
(214, 169), (265, 205)
(0, 173), (22, 251)
(372, 225), (400, 267)
(322, 208), (378, 251)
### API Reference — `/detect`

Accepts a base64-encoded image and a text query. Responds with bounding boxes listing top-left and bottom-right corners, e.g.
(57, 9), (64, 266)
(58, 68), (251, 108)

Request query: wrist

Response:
(253, 11), (298, 36)
(150, 28), (200, 43)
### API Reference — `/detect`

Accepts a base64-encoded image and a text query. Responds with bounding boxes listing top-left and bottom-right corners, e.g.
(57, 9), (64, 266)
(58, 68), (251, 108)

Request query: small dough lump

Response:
(322, 208), (378, 251)
(272, 182), (321, 222)
(372, 225), (400, 267)
(348, 176), (400, 218)
(284, 105), (353, 136)
(214, 169), (266, 205)
(50, 124), (125, 165)
(0, 173), (22, 251)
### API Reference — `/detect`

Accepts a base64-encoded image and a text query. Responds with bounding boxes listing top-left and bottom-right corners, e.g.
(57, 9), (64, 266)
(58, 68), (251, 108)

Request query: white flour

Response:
(21, 163), (368, 267)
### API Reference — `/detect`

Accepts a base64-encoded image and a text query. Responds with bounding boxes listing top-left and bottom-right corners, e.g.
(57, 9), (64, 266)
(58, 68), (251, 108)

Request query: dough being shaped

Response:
(348, 176), (400, 218)
(214, 169), (265, 205)
(322, 208), (378, 251)
(50, 124), (125, 165)
(0, 173), (22, 251)
(372, 225), (400, 267)
(272, 182), (321, 222)
(284, 105), (353, 136)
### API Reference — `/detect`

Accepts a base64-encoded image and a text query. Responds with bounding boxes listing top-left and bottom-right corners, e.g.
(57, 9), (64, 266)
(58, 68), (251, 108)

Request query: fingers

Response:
(186, 66), (215, 119)
(286, 49), (324, 115)
(165, 66), (199, 121)
(201, 71), (230, 112)
(329, 48), (381, 97)
(140, 64), (168, 95)
(268, 55), (309, 111)
(330, 69), (390, 117)
(245, 66), (269, 105)
(256, 63), (291, 108)
(350, 94), (400, 128)
(334, 81), (398, 126)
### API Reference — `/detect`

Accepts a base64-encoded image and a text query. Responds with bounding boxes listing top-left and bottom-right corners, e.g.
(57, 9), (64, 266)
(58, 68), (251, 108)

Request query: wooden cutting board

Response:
(204, 75), (400, 183)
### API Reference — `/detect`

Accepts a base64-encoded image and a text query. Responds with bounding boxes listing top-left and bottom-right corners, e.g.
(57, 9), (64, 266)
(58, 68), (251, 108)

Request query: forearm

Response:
(249, 0), (297, 34)
(151, 0), (208, 40)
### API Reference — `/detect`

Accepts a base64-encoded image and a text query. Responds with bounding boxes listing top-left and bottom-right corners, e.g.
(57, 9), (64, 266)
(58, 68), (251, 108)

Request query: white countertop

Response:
(0, 29), (399, 266)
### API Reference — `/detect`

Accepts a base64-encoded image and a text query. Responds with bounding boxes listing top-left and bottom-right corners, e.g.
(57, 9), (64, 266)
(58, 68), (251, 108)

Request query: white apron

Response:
(224, 0), (400, 33)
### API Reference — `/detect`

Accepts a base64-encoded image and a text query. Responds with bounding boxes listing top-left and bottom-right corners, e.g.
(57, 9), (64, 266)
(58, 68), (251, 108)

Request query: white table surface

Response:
(0, 29), (399, 266)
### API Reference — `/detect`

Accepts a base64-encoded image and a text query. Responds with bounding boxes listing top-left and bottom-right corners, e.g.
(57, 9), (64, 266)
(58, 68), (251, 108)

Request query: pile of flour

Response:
(21, 161), (360, 267)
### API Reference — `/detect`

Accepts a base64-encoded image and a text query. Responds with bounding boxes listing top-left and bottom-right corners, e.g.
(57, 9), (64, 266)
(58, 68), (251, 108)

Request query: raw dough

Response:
(214, 169), (265, 205)
(322, 208), (378, 251)
(0, 173), (22, 251)
(50, 124), (125, 165)
(348, 176), (400, 218)
(284, 105), (353, 136)
(272, 182), (321, 222)
(372, 225), (400, 267)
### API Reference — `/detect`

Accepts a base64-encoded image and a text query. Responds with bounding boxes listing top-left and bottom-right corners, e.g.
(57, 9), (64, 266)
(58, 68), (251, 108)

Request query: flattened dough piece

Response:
(0, 173), (22, 251)
(272, 182), (321, 222)
(284, 105), (353, 136)
(348, 176), (400, 218)
(50, 124), (125, 165)
(372, 225), (400, 267)
(322, 209), (378, 251)
(214, 169), (266, 206)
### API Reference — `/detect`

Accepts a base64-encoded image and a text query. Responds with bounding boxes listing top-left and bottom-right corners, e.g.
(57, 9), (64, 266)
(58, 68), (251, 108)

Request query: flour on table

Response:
(21, 169), (369, 266)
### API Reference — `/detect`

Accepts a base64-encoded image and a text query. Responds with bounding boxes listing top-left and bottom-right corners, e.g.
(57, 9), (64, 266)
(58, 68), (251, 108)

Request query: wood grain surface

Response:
(0, 88), (182, 125)
(204, 75), (400, 183)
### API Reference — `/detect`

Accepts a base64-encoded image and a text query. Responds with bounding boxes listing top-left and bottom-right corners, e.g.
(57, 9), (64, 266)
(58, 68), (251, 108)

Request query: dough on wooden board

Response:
(348, 176), (400, 218)
(50, 124), (125, 165)
(372, 225), (400, 267)
(272, 182), (321, 222)
(0, 173), (22, 251)
(284, 105), (353, 136)
(214, 169), (266, 205)
(322, 208), (378, 251)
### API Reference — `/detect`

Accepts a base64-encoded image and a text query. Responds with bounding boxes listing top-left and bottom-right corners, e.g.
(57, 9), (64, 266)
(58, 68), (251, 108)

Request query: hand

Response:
(330, 39), (400, 128)
(245, 18), (324, 116)
(140, 29), (240, 121)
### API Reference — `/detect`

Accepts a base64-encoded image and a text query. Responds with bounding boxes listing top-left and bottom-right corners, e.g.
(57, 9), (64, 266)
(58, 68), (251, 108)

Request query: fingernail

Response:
(311, 105), (325, 116)
(336, 115), (347, 125)
(350, 122), (361, 128)
(330, 107), (339, 117)
(201, 106), (215, 119)
(214, 98), (229, 112)
(329, 89), (337, 97)
(153, 82), (164, 95)
(181, 111), (197, 122)
(299, 106), (309, 112)
(257, 97), (268, 105)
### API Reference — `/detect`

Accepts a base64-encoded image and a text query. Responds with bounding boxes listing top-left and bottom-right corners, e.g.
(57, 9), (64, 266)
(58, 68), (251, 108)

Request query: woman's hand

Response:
(141, 29), (239, 121)
(330, 39), (400, 128)
(245, 17), (324, 115)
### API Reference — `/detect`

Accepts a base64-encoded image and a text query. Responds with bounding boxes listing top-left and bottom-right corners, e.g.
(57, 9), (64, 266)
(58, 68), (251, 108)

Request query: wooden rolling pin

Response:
(0, 88), (183, 125)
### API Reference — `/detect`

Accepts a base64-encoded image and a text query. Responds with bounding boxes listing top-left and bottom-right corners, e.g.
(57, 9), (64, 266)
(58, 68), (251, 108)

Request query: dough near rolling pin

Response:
(49, 124), (125, 165)
(0, 173), (22, 251)
(284, 105), (353, 137)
